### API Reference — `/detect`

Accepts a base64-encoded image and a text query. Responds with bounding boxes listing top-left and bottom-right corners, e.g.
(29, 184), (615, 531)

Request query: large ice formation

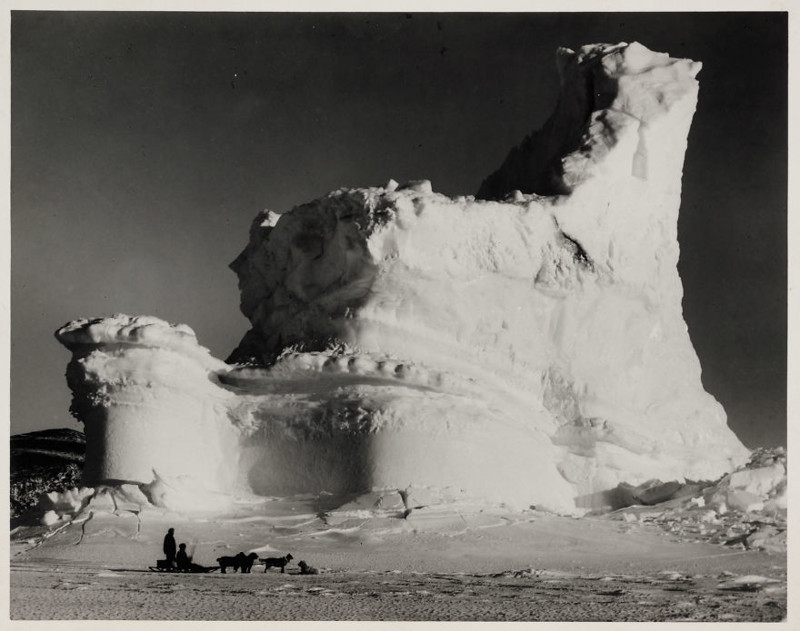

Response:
(56, 316), (241, 512)
(56, 42), (749, 515)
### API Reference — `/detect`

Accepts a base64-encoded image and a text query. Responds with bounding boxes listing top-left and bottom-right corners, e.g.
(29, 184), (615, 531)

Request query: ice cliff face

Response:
(56, 42), (749, 515)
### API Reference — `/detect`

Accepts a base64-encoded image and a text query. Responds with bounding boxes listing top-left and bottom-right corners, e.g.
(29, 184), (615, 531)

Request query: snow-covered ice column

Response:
(55, 315), (240, 512)
(227, 42), (749, 511)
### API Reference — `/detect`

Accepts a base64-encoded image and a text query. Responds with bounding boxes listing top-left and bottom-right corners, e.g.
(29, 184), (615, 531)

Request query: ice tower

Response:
(56, 42), (749, 514)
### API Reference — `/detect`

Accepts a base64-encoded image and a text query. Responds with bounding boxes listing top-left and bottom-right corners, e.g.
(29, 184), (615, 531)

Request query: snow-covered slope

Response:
(55, 42), (748, 515)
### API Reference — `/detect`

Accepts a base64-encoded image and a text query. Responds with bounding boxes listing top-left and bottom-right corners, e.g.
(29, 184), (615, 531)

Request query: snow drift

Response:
(55, 42), (749, 515)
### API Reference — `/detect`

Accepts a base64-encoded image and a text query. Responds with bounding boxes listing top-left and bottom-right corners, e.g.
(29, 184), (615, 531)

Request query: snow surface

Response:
(11, 494), (787, 621)
(55, 42), (748, 516)
(15, 450), (785, 620)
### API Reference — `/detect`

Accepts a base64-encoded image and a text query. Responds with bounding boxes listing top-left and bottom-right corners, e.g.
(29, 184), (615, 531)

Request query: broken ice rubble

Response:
(609, 448), (786, 553)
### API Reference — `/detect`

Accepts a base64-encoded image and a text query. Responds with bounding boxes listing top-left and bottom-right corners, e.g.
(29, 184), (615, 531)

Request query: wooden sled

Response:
(149, 560), (219, 573)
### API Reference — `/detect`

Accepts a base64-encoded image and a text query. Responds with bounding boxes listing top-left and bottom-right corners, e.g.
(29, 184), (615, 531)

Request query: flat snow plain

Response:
(9, 497), (787, 622)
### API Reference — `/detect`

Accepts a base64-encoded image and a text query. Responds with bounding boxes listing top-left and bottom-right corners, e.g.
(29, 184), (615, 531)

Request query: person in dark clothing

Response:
(175, 543), (208, 572)
(176, 543), (191, 570)
(163, 528), (176, 567)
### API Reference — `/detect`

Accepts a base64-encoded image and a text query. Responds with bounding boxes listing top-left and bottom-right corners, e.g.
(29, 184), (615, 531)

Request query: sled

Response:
(148, 565), (219, 573)
(149, 560), (219, 573)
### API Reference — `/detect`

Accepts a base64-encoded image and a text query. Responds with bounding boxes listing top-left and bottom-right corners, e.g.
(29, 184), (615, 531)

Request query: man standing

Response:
(163, 528), (176, 567)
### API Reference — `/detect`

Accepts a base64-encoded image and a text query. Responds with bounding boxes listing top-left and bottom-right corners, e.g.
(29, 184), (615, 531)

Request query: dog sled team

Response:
(152, 527), (318, 575)
(216, 552), (294, 573)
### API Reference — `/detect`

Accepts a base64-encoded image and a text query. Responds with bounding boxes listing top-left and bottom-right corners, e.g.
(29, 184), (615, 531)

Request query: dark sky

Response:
(10, 12), (787, 448)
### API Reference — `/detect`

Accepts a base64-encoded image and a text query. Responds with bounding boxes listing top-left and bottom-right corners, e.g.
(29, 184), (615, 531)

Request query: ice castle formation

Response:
(56, 43), (750, 515)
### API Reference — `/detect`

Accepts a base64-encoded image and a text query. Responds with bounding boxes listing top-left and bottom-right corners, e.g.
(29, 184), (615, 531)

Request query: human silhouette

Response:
(163, 528), (176, 567)
(175, 543), (207, 572)
(176, 543), (191, 570)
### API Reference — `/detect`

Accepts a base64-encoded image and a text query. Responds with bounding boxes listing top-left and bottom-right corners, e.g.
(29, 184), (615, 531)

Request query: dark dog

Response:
(260, 553), (293, 573)
(216, 553), (244, 573)
(217, 551), (258, 573)
(297, 560), (319, 575)
(239, 552), (259, 573)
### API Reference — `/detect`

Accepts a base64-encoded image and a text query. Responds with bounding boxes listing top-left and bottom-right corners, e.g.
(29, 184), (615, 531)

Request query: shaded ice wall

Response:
(56, 42), (749, 514)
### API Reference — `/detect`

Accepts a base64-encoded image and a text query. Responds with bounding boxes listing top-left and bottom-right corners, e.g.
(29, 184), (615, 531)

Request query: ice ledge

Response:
(55, 314), (228, 371)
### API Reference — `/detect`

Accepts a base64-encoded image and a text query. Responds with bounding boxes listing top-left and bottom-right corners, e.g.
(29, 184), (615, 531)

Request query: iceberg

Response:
(55, 42), (749, 515)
